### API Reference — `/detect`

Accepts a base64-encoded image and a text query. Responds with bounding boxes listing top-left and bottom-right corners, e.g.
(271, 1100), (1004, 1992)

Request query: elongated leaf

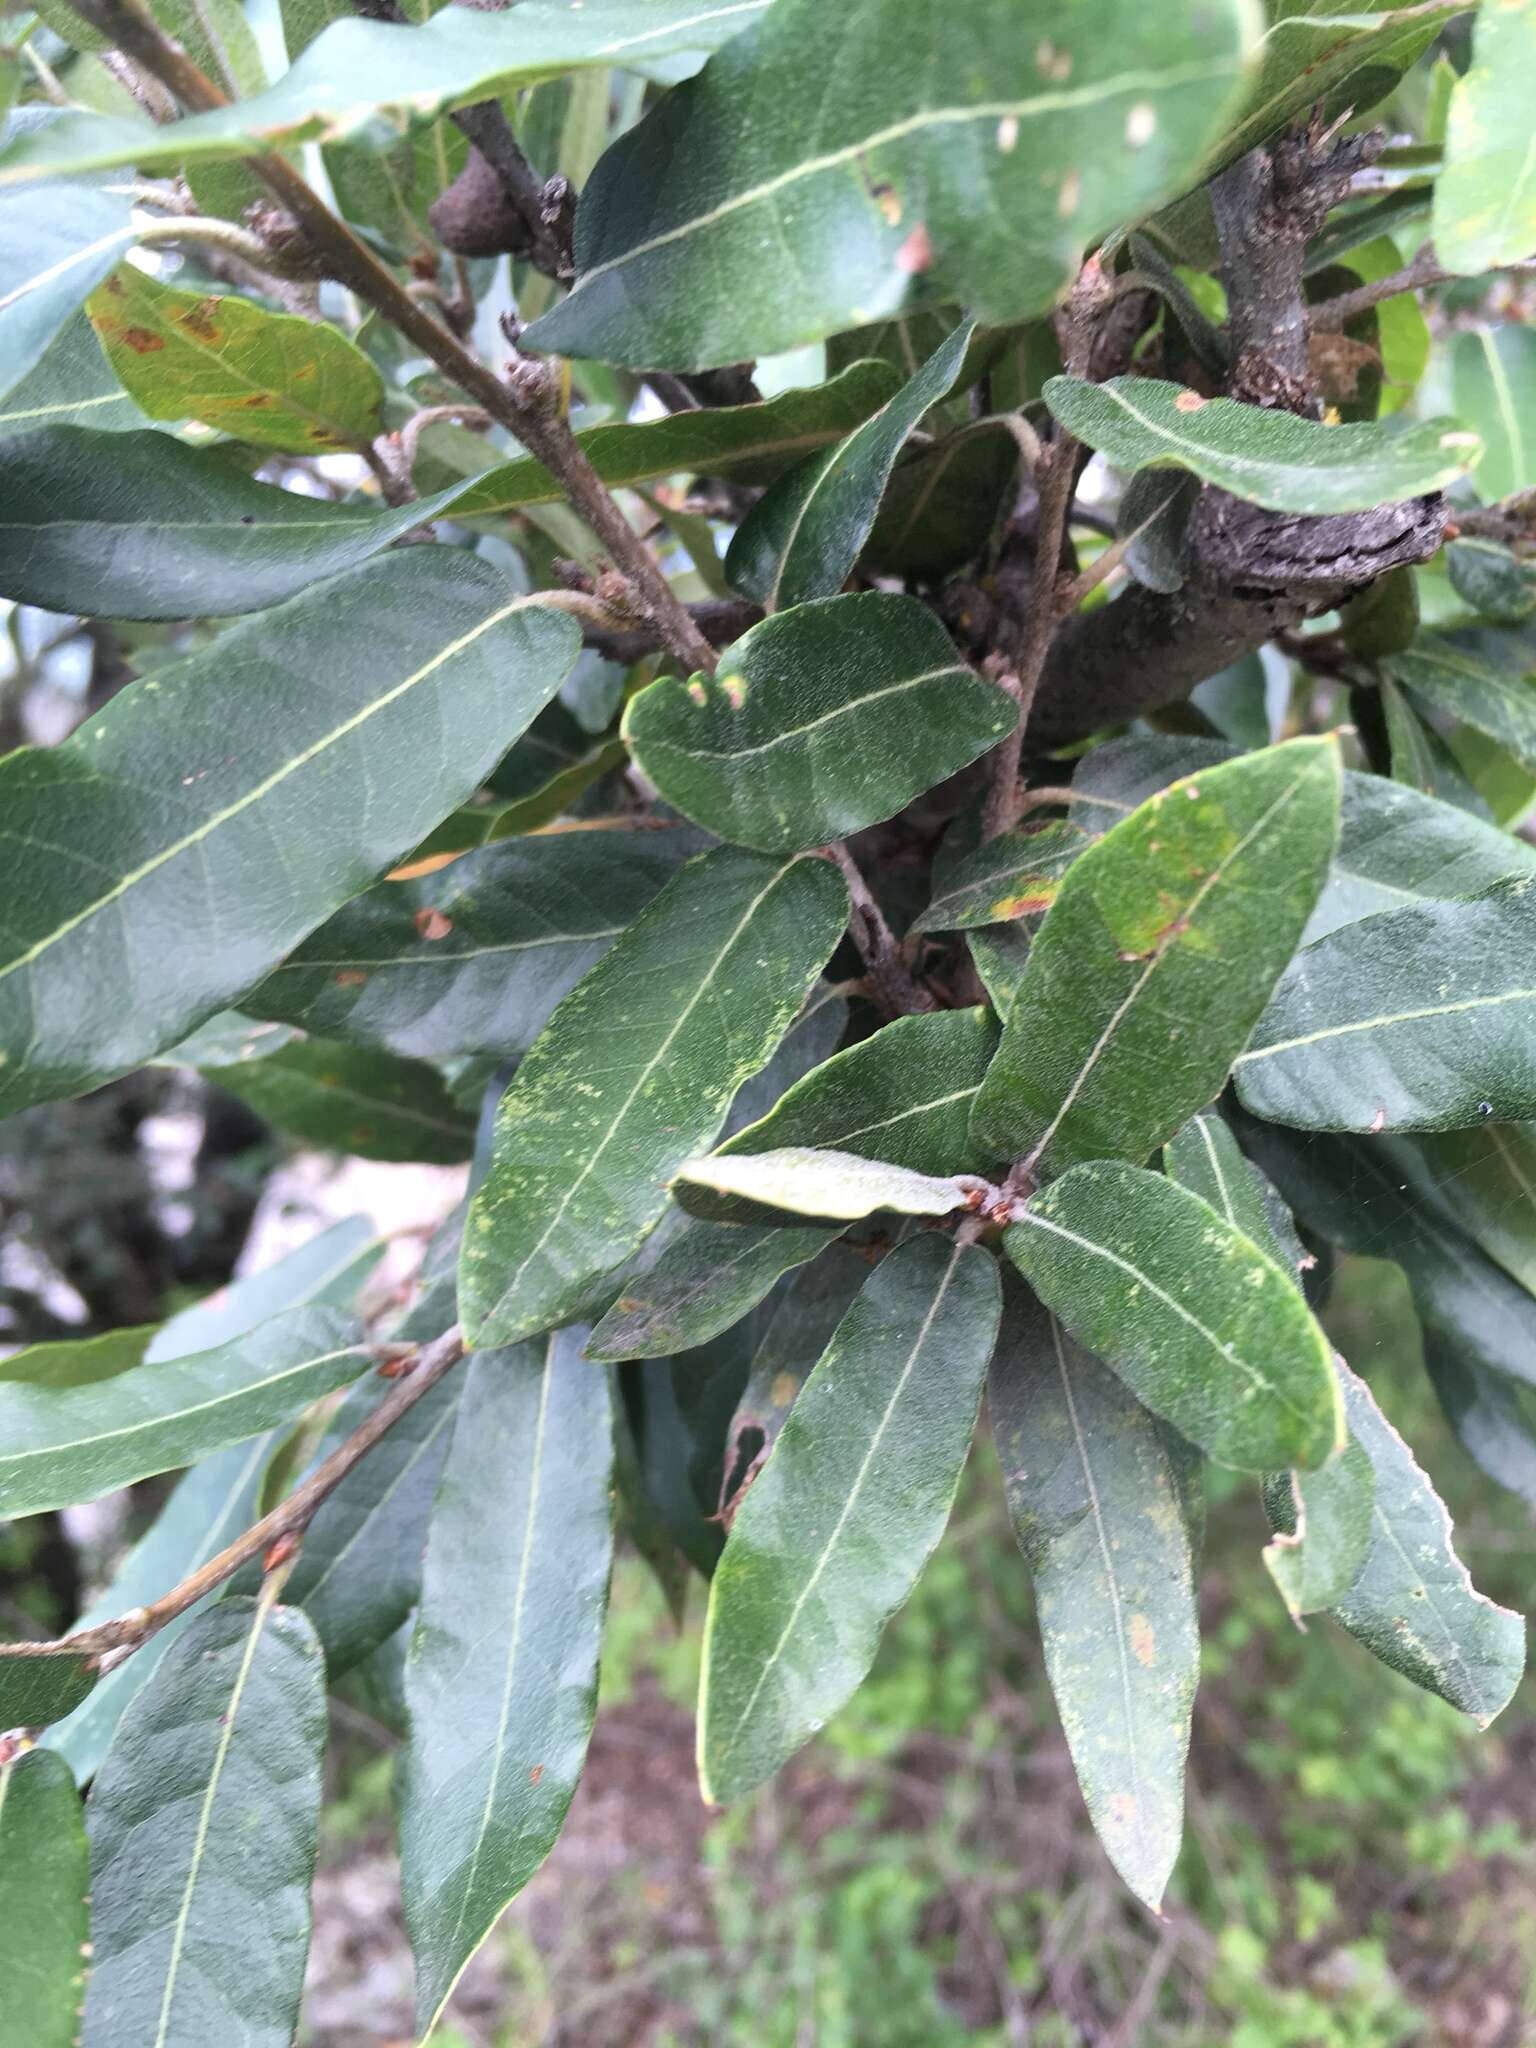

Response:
(0, 1323), (153, 1391)
(87, 265), (384, 453)
(1236, 877), (1536, 1132)
(1435, 0), (1536, 277)
(0, 552), (578, 1114)
(250, 827), (696, 1061)
(726, 323), (971, 608)
(46, 1219), (376, 1782)
(1448, 537), (1536, 624)
(863, 418), (1021, 580)
(0, 426), (521, 618)
(455, 359), (900, 510)
(676, 1146), (977, 1221)
(1043, 376), (1480, 513)
(0, 1651), (97, 1733)
(1402, 1124), (1536, 1298)
(524, 0), (1254, 369)
(82, 1589), (327, 2047)
(1006, 1161), (1341, 1472)
(1162, 1108), (1291, 1267)
(973, 738), (1340, 1175)
(0, 1748), (89, 2048)
(990, 1277), (1200, 1910)
(284, 1363), (462, 1677)
(700, 1235), (1000, 1801)
(1261, 1410), (1375, 1621)
(1424, 1341), (1536, 1508)
(0, 0), (768, 186)
(913, 819), (1089, 934)
(1328, 1363), (1523, 1724)
(1304, 768), (1536, 944)
(1451, 327), (1536, 505)
(200, 1036), (475, 1163)
(626, 592), (1013, 853)
(0, 1305), (367, 1517)
(726, 1243), (872, 1469)
(400, 1330), (612, 2036)
(1388, 640), (1536, 774)
(586, 1218), (840, 1361)
(1380, 672), (1490, 813)
(461, 847), (847, 1346)
(686, 1005), (1000, 1225)
(0, 165), (133, 402)
(0, 309), (144, 436)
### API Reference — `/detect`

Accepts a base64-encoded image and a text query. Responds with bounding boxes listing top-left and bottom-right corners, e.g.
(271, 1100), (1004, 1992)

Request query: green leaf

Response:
(1304, 768), (1536, 944)
(0, 1305), (367, 1517)
(461, 847), (847, 1346)
(81, 1589), (327, 2047)
(685, 1005), (1000, 1225)
(0, 166), (133, 403)
(861, 418), (1021, 582)
(725, 322), (971, 608)
(400, 1329), (612, 2036)
(912, 819), (1089, 933)
(0, 426), (527, 618)
(1379, 671), (1491, 813)
(284, 1365), (462, 1677)
(1448, 538), (1536, 624)
(0, 1323), (154, 1391)
(1403, 1124), (1536, 1298)
(0, 310), (145, 436)
(0, 1749), (89, 2048)
(0, 1651), (98, 1733)
(625, 592), (1013, 853)
(46, 1219), (376, 1783)
(1042, 376), (1481, 513)
(0, 0), (766, 186)
(525, 0), (1253, 368)
(1006, 1160), (1341, 1473)
(972, 738), (1340, 1176)
(454, 360), (901, 511)
(1424, 1342), (1536, 1509)
(675, 1146), (978, 1221)
(585, 1219), (840, 1361)
(1261, 1415), (1375, 1622)
(1450, 327), (1536, 505)
(1235, 877), (1536, 1132)
(990, 1275), (1201, 1911)
(699, 1235), (1000, 1802)
(1434, 0), (1536, 278)
(1162, 1108), (1300, 1274)
(249, 827), (696, 1062)
(0, 552), (578, 1114)
(1327, 1362), (1523, 1725)
(725, 1243), (872, 1471)
(198, 1036), (475, 1163)
(87, 265), (386, 454)
(1387, 640), (1536, 775)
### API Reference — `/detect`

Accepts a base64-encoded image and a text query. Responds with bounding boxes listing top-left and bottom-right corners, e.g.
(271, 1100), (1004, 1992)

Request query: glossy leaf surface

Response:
(252, 827), (696, 1061)
(0, 1748), (89, 2048)
(991, 1277), (1201, 1910)
(973, 739), (1339, 1175)
(1236, 878), (1536, 1131)
(87, 265), (385, 454)
(1043, 376), (1481, 513)
(1435, 0), (1536, 276)
(726, 322), (970, 608)
(625, 592), (1012, 853)
(700, 1236), (1000, 1801)
(1451, 327), (1536, 505)
(0, 169), (132, 402)
(525, 0), (1254, 368)
(400, 1331), (612, 2035)
(82, 1592), (327, 2048)
(0, 552), (577, 1113)
(461, 848), (847, 1346)
(585, 1218), (839, 1361)
(0, 1305), (366, 1516)
(913, 820), (1089, 934)
(200, 1036), (475, 1163)
(1388, 640), (1536, 775)
(0, 1651), (97, 1733)
(675, 1146), (976, 1222)
(1007, 1162), (1341, 1473)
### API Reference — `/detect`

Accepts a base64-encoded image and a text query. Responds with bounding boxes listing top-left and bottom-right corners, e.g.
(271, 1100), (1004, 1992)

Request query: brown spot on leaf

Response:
(242, 393), (272, 408)
(529, 1764), (544, 1785)
(871, 180), (902, 227)
(333, 969), (368, 987)
(413, 907), (453, 941)
(1129, 1614), (1156, 1667)
(1174, 389), (1206, 413)
(770, 1372), (799, 1408)
(119, 327), (164, 355)
(990, 885), (1058, 921)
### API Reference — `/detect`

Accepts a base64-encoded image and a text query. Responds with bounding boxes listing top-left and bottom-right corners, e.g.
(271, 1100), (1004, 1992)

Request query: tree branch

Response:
(2, 1327), (466, 1676)
(1310, 242), (1536, 330)
(66, 0), (716, 675)
(827, 844), (935, 1017)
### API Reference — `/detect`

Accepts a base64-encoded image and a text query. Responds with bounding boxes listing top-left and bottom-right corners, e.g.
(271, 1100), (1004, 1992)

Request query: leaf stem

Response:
(4, 1326), (466, 1672)
(1309, 241), (1536, 331)
(68, 0), (717, 676)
